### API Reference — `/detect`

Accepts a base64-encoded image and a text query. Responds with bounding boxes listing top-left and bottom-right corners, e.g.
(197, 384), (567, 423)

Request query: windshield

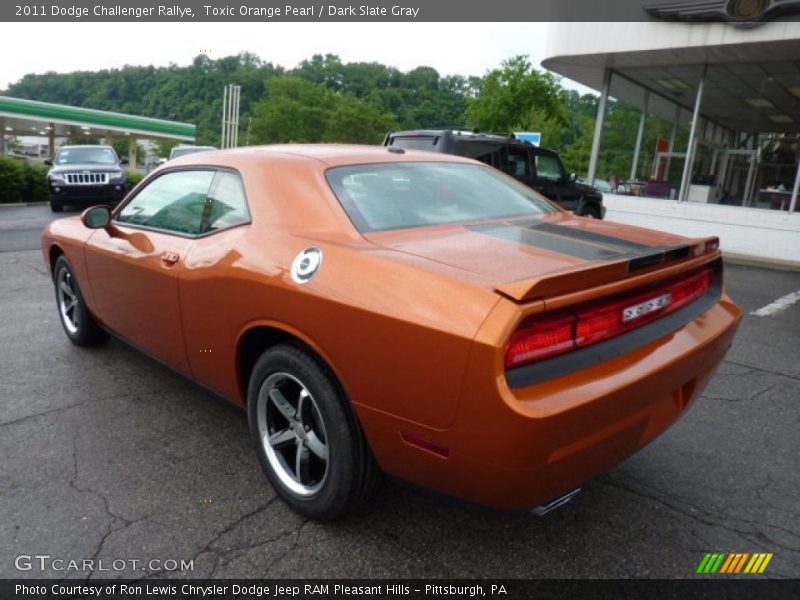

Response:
(55, 147), (118, 165)
(326, 162), (556, 233)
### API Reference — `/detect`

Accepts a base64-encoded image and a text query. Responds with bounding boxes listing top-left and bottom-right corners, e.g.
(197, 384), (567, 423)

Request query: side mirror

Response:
(81, 205), (112, 229)
(44, 159), (53, 166)
(119, 158), (129, 166)
(569, 172), (577, 183)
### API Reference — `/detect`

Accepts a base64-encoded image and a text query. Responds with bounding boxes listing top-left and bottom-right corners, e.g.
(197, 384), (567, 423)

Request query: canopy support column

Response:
(679, 65), (707, 202)
(630, 90), (649, 181)
(587, 68), (611, 186)
(789, 158), (800, 213)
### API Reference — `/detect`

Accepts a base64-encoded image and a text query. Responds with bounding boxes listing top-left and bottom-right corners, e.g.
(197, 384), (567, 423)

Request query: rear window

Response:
(388, 136), (440, 151)
(326, 162), (556, 232)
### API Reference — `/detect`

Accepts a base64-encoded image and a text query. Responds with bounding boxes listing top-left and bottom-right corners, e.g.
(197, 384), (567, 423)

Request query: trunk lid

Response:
(364, 214), (713, 301)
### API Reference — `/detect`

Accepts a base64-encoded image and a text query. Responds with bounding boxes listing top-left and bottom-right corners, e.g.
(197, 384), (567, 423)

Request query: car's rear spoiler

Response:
(494, 237), (720, 302)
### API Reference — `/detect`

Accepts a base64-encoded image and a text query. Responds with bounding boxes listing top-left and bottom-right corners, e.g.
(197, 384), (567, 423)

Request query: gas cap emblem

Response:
(291, 247), (323, 284)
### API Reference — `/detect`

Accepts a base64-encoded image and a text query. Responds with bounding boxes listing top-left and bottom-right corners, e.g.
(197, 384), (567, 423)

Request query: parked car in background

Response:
(583, 178), (633, 196)
(42, 145), (740, 520)
(383, 129), (605, 218)
(45, 145), (127, 212)
(168, 144), (217, 160)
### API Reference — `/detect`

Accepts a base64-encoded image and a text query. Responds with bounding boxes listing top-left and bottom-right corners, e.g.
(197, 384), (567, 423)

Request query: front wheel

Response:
(53, 256), (107, 346)
(581, 205), (602, 219)
(49, 196), (63, 213)
(247, 345), (380, 520)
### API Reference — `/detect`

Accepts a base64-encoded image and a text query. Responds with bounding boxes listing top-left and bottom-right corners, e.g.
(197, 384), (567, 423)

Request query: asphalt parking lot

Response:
(1, 205), (798, 580)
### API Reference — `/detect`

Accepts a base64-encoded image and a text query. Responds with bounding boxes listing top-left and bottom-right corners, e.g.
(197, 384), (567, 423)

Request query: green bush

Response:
(0, 156), (27, 203)
(126, 170), (144, 189)
(21, 161), (50, 201)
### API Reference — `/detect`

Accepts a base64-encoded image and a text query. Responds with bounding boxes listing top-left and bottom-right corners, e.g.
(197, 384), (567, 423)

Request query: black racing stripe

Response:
(628, 251), (664, 271)
(522, 221), (654, 253)
(664, 244), (692, 262)
(469, 223), (625, 261)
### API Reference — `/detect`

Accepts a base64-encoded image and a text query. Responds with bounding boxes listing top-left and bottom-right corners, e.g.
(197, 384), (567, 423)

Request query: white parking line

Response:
(750, 290), (800, 317)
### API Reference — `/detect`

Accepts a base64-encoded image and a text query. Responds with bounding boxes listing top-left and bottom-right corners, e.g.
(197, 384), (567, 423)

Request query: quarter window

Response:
(204, 171), (251, 232)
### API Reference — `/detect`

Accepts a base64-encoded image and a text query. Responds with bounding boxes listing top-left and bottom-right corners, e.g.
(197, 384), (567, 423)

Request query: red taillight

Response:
(505, 313), (576, 368)
(505, 268), (714, 369)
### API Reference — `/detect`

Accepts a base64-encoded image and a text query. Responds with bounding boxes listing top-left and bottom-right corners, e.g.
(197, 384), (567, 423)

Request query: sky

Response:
(0, 22), (591, 92)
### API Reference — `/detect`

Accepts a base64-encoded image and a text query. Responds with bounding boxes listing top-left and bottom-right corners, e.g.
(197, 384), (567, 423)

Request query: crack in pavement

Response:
(604, 476), (800, 555)
(701, 384), (776, 403)
(187, 495), (284, 576)
(209, 518), (310, 578)
(261, 519), (311, 578)
(66, 432), (153, 579)
(0, 391), (133, 429)
(723, 359), (800, 384)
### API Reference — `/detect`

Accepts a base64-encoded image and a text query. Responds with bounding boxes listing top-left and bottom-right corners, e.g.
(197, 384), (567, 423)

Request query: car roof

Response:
(165, 144), (480, 168)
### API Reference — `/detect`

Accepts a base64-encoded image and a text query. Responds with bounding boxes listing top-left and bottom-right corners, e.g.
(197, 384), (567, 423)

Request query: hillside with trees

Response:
(3, 52), (668, 180)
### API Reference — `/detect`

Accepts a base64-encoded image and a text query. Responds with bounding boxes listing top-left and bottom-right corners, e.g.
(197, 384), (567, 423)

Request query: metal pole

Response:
(587, 68), (611, 186)
(788, 159), (800, 213)
(679, 65), (707, 202)
(630, 90), (649, 181)
(226, 85), (233, 149)
(221, 85), (228, 148)
(233, 86), (240, 148)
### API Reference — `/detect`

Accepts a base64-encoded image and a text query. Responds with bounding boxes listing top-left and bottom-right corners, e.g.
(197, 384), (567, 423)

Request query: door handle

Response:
(161, 251), (180, 266)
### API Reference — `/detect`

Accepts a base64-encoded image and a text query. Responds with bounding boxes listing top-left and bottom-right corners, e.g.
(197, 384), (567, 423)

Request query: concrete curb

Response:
(724, 252), (800, 272)
(0, 201), (48, 209)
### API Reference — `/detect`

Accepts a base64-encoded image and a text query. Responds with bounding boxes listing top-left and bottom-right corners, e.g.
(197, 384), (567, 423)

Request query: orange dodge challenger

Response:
(42, 145), (741, 520)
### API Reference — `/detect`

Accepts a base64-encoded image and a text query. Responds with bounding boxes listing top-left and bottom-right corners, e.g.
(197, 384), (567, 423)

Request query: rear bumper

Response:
(356, 295), (741, 511)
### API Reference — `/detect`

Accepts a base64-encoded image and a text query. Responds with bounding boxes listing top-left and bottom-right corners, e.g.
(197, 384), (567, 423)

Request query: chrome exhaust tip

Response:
(530, 488), (581, 517)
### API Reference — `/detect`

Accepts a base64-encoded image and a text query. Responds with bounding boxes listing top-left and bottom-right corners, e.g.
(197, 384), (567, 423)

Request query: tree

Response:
(251, 76), (397, 145)
(323, 95), (398, 144)
(251, 76), (337, 143)
(466, 55), (566, 133)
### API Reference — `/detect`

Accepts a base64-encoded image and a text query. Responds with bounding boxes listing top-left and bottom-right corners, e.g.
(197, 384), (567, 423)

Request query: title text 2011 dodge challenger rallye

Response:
(42, 146), (741, 519)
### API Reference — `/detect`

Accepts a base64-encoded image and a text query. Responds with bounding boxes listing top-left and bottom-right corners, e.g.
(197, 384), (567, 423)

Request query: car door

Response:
(533, 150), (580, 210)
(83, 169), (216, 375)
(178, 170), (253, 398)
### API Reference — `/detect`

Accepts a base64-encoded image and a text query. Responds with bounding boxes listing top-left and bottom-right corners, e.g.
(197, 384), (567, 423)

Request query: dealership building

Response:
(543, 20), (800, 267)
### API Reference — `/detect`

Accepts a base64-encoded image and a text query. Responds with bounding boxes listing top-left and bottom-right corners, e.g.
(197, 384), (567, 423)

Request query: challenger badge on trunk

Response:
(623, 293), (672, 322)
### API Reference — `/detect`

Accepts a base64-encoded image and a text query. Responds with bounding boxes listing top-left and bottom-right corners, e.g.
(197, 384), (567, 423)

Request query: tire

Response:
(53, 255), (107, 346)
(581, 205), (602, 219)
(49, 196), (63, 213)
(247, 345), (380, 520)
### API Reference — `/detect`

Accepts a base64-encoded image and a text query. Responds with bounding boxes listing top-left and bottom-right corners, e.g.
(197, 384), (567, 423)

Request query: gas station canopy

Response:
(0, 96), (196, 142)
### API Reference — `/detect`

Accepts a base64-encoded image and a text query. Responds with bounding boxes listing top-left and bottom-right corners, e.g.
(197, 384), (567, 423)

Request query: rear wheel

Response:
(53, 256), (107, 346)
(247, 345), (380, 520)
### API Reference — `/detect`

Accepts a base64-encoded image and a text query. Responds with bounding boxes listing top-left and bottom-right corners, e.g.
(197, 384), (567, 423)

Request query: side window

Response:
(535, 153), (566, 182)
(474, 149), (500, 167)
(499, 147), (531, 177)
(117, 170), (215, 235)
(204, 171), (251, 232)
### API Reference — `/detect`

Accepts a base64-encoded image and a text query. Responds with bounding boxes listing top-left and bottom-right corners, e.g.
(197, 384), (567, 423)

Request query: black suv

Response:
(383, 129), (605, 219)
(45, 145), (128, 212)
